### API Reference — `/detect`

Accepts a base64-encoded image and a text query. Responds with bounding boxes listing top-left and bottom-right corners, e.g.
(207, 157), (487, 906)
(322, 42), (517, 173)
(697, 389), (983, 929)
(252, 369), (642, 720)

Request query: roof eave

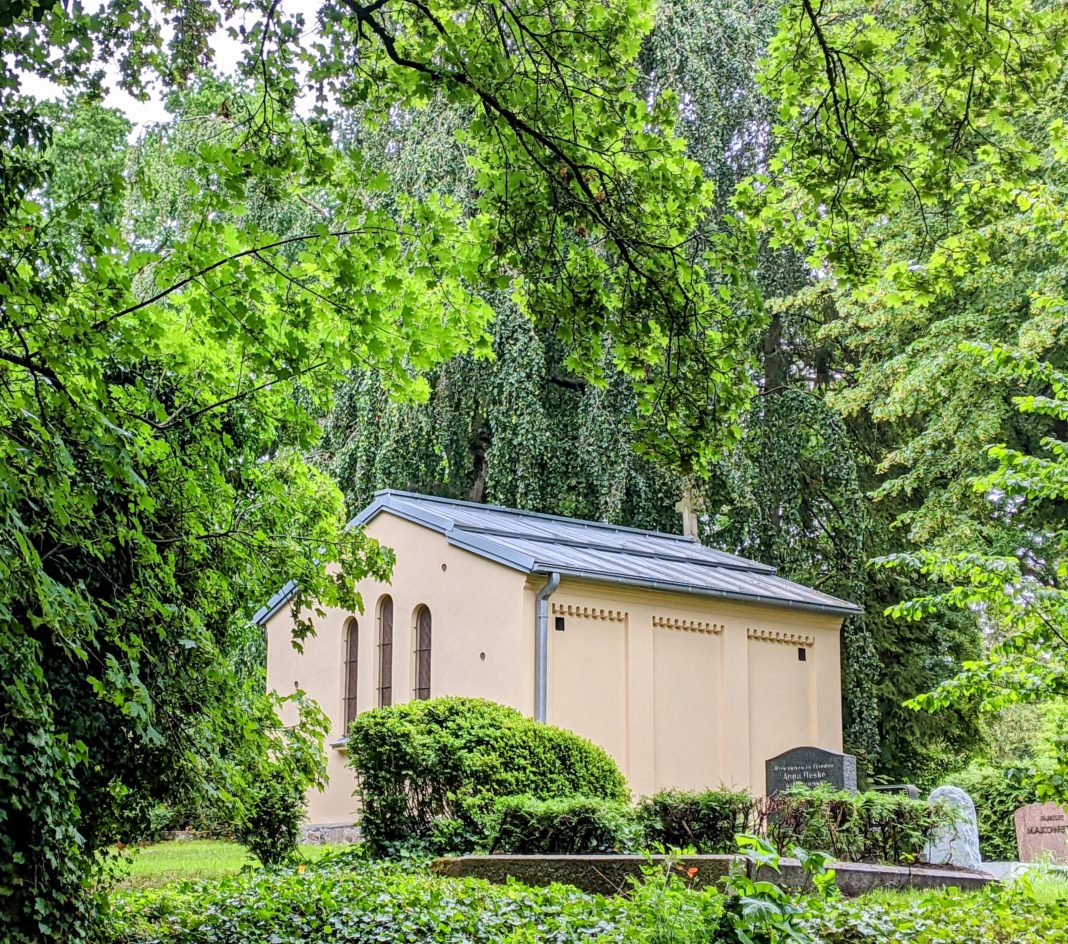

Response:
(536, 568), (862, 618)
(252, 578), (299, 626)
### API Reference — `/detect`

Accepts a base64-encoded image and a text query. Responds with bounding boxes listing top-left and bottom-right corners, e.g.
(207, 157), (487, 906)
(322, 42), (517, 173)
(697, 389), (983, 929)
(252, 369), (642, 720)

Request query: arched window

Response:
(414, 605), (432, 700)
(377, 595), (393, 707)
(343, 618), (359, 729)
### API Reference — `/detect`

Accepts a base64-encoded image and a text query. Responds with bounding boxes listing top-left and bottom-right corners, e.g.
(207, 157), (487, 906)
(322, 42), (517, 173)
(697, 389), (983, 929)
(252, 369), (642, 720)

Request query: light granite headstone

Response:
(1015, 802), (1068, 864)
(765, 746), (858, 795)
(923, 785), (981, 869)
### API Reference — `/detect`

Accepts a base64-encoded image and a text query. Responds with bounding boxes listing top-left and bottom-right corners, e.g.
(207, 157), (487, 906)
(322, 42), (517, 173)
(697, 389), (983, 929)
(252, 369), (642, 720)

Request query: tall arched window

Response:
(414, 605), (432, 700)
(343, 618), (359, 729)
(377, 596), (393, 707)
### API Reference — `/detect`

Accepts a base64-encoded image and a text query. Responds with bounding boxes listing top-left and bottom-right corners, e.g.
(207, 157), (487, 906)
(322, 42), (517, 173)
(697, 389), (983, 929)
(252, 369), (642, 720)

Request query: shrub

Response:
(346, 697), (630, 855)
(232, 691), (327, 866)
(233, 775), (308, 867)
(947, 763), (1041, 861)
(756, 785), (953, 864)
(637, 788), (754, 853)
(490, 795), (638, 854)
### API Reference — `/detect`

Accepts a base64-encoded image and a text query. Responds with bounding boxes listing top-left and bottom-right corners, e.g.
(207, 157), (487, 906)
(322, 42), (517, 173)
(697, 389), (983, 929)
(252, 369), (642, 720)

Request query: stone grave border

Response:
(431, 854), (992, 898)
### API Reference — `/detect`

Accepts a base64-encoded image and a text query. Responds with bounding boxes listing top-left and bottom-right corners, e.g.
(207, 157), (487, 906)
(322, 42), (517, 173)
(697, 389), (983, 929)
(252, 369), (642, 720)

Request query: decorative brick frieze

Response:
(652, 615), (723, 634)
(747, 627), (815, 647)
(551, 602), (627, 621)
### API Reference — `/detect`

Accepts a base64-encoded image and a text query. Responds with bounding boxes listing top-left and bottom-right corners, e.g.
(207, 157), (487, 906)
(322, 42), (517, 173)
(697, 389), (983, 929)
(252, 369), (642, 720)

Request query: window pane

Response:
(379, 597), (393, 708)
(415, 606), (431, 700)
(344, 619), (359, 728)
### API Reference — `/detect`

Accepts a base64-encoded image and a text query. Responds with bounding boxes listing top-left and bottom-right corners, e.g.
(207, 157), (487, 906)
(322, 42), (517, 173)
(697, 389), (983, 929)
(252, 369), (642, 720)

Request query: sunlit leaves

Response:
(876, 346), (1068, 801)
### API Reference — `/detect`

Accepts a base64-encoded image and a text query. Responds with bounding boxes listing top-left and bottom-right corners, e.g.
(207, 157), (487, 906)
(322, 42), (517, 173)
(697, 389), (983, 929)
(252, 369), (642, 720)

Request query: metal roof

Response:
(254, 490), (860, 623)
(357, 490), (859, 616)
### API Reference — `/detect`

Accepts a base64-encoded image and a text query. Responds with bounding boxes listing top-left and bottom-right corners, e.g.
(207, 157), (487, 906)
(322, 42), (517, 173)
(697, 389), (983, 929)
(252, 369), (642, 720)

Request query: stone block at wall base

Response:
(302, 822), (360, 845)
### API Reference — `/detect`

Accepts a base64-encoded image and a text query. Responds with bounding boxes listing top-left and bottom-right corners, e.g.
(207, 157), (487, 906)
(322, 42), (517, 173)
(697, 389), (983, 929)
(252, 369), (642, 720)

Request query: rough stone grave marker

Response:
(1015, 802), (1068, 864)
(765, 746), (858, 795)
(923, 785), (981, 869)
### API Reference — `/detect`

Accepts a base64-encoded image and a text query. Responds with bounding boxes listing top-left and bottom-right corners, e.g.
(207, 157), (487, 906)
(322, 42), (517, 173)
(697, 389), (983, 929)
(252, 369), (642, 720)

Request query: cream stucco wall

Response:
(541, 578), (843, 798)
(265, 511), (845, 825)
(265, 511), (531, 824)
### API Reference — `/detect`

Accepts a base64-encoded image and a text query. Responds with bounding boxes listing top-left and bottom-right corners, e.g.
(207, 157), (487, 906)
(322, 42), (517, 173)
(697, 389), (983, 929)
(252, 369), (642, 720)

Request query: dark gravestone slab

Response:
(871, 784), (920, 800)
(766, 746), (858, 795)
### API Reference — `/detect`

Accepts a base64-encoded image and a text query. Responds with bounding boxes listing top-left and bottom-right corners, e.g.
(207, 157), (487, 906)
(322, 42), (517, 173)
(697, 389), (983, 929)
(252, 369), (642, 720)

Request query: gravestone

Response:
(765, 746), (858, 795)
(871, 784), (920, 800)
(923, 785), (981, 869)
(1015, 802), (1068, 864)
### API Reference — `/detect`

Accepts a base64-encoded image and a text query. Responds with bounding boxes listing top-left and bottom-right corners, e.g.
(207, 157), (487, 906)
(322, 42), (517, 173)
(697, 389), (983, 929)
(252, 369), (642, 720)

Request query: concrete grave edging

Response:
(430, 854), (993, 898)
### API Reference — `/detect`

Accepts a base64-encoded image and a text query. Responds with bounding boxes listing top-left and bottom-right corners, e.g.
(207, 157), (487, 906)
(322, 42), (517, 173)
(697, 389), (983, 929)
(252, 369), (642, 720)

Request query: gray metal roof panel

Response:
(353, 490), (860, 616)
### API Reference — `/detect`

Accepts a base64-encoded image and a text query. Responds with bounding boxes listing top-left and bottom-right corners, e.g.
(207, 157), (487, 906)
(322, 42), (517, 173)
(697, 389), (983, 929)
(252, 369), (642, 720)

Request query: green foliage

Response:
(748, 0), (1068, 782)
(805, 880), (1068, 944)
(752, 0), (1066, 280)
(230, 692), (328, 866)
(721, 834), (835, 944)
(490, 795), (638, 855)
(100, 856), (726, 944)
(309, 0), (762, 474)
(877, 347), (1068, 803)
(756, 786), (952, 866)
(946, 764), (1041, 862)
(638, 789), (755, 854)
(346, 697), (630, 855)
(0, 0), (773, 937)
(232, 777), (307, 868)
(98, 848), (1068, 944)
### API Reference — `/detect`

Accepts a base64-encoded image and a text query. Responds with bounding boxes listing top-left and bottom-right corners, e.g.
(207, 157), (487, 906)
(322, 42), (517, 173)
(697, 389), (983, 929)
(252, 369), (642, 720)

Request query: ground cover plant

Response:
(805, 876), (1068, 944)
(99, 848), (1068, 944)
(100, 855), (725, 944)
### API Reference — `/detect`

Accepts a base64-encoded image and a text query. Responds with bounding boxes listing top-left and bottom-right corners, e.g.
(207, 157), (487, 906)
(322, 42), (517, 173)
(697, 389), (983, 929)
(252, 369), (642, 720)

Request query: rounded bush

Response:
(346, 697), (629, 854)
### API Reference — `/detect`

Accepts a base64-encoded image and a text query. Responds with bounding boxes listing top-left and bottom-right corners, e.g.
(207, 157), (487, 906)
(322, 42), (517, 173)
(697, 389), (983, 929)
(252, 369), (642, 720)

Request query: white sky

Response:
(11, 1), (310, 138)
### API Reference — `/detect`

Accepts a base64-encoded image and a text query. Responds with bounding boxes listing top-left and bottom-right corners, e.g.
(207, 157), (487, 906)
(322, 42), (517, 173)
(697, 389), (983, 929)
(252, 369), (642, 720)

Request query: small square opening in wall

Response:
(554, 616), (566, 632)
(798, 647), (807, 662)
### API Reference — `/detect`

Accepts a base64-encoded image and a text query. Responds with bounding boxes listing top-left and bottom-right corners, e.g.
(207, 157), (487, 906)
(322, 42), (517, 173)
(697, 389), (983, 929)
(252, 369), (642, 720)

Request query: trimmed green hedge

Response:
(490, 795), (638, 854)
(757, 785), (952, 864)
(638, 788), (755, 853)
(346, 698), (630, 855)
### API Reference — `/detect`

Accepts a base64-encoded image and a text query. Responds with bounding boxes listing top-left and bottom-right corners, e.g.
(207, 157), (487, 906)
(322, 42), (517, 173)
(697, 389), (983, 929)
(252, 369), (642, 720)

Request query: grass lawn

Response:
(117, 839), (345, 888)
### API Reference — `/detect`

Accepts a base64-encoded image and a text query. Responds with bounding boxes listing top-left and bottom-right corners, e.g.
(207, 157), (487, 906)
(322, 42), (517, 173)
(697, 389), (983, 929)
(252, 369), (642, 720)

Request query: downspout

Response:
(534, 571), (560, 723)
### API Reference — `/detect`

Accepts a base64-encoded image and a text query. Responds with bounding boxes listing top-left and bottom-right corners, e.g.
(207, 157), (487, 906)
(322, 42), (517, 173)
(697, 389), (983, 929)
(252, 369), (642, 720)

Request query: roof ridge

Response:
(374, 488), (702, 545)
